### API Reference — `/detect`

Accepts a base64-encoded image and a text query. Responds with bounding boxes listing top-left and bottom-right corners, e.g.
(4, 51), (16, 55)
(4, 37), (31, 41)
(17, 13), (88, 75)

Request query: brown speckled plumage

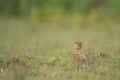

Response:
(72, 42), (86, 63)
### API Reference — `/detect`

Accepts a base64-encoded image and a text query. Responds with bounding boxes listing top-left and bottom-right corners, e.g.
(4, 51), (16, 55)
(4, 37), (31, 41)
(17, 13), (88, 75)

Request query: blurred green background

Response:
(0, 0), (120, 24)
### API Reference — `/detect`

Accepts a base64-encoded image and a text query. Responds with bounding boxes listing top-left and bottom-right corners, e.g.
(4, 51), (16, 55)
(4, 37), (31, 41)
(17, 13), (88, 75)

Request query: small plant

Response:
(99, 52), (109, 58)
(6, 57), (20, 66)
(6, 57), (28, 80)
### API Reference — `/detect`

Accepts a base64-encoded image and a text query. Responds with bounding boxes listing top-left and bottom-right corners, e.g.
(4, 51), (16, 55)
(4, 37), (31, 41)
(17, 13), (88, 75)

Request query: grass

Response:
(0, 20), (120, 80)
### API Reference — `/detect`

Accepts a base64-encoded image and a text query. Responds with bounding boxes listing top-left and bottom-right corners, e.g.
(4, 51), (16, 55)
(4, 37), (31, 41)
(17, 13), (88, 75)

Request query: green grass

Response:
(0, 20), (120, 80)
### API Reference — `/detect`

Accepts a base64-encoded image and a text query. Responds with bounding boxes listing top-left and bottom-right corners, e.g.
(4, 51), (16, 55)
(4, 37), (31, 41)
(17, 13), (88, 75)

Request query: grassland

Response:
(0, 20), (120, 80)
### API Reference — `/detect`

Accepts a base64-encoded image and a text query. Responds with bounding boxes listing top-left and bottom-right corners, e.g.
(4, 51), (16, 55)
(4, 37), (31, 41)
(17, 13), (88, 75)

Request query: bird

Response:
(72, 41), (86, 63)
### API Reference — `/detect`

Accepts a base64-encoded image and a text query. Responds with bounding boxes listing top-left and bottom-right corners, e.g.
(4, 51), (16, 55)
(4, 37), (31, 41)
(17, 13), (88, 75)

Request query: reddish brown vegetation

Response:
(6, 57), (20, 66)
(99, 52), (109, 59)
